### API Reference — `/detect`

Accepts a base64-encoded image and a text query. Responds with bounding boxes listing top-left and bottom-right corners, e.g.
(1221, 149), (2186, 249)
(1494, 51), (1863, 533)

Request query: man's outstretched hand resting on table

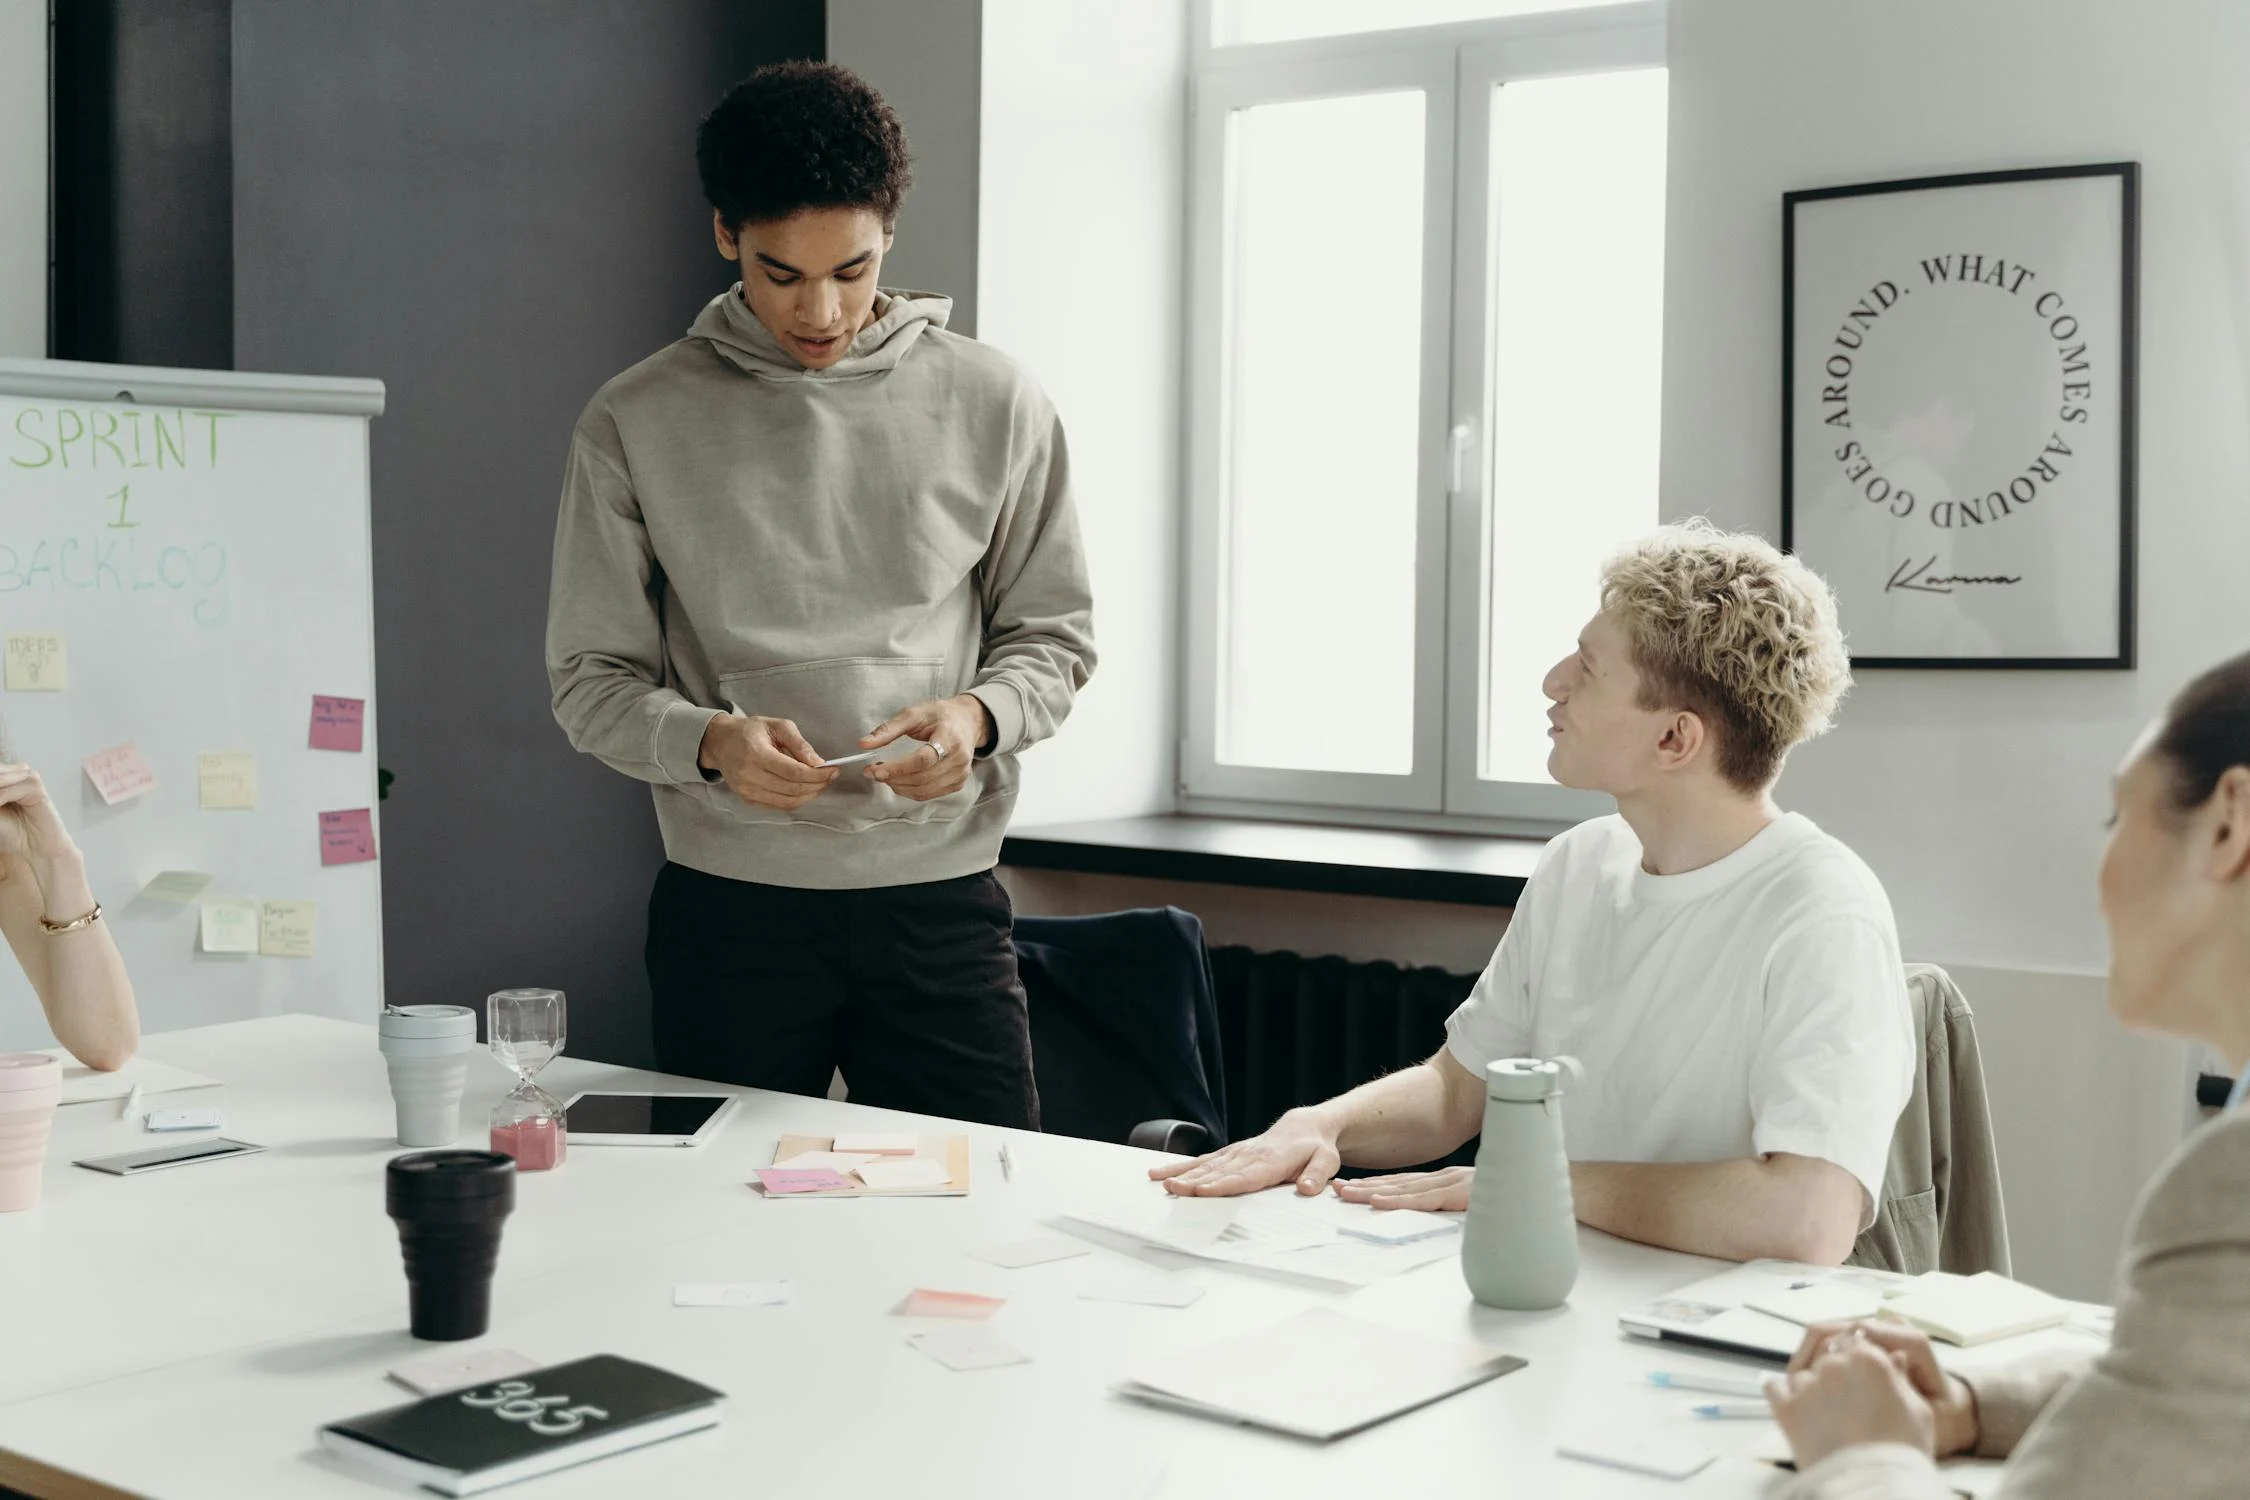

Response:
(1145, 1045), (1867, 1264)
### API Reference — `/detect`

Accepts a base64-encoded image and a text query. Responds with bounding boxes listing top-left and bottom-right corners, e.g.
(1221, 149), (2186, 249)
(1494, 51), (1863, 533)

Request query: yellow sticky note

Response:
(259, 900), (316, 958)
(197, 752), (258, 810)
(4, 633), (66, 692)
(199, 899), (259, 954)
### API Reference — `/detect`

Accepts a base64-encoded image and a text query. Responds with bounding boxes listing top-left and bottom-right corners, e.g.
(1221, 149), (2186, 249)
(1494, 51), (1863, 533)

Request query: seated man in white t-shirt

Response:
(1151, 523), (1914, 1264)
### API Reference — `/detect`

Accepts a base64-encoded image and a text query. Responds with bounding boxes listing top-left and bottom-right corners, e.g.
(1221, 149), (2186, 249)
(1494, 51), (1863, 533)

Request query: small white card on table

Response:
(674, 1282), (793, 1308)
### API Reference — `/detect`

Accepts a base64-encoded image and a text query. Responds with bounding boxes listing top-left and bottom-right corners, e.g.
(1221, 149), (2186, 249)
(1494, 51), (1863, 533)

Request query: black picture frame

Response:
(1782, 162), (2140, 670)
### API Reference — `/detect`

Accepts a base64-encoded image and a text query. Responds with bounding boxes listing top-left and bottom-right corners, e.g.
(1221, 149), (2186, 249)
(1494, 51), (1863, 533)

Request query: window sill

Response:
(999, 814), (1543, 908)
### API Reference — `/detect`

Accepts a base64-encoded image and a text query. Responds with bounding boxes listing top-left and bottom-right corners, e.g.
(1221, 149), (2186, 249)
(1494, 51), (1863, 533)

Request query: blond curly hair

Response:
(1598, 520), (1851, 791)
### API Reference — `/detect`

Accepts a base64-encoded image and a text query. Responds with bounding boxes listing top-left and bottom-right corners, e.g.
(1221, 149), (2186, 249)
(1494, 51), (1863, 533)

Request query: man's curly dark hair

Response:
(696, 61), (914, 232)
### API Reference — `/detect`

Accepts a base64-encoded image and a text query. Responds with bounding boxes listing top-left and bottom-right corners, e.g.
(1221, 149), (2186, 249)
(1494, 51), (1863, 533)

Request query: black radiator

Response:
(1210, 947), (1480, 1167)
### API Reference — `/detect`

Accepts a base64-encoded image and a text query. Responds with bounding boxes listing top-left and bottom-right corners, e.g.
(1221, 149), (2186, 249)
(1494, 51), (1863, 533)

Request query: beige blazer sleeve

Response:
(1794, 1110), (2250, 1500)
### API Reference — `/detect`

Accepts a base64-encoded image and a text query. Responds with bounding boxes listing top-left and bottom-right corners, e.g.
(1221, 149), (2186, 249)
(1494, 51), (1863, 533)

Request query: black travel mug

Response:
(386, 1150), (517, 1341)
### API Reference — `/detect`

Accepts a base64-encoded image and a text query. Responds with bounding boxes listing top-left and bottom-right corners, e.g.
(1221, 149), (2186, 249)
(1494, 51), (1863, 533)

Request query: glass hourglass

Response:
(487, 988), (567, 1171)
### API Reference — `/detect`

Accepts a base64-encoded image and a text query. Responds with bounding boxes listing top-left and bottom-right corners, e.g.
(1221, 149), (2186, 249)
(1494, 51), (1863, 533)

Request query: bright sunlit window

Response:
(1219, 91), (1426, 776)
(1215, 0), (1628, 46)
(1184, 3), (1667, 822)
(1481, 69), (1667, 786)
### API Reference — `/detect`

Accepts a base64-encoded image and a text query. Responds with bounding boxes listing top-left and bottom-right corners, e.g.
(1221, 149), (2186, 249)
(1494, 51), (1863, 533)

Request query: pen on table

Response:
(1689, 1400), (1776, 1420)
(1648, 1371), (1770, 1398)
(119, 1083), (143, 1122)
(999, 1139), (1015, 1183)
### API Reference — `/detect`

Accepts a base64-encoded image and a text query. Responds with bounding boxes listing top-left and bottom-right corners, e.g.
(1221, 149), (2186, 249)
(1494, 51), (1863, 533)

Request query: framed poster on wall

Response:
(1783, 163), (2139, 668)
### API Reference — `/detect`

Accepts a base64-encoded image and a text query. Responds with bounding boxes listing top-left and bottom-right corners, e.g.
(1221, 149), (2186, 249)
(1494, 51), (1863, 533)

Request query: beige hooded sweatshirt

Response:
(546, 286), (1094, 889)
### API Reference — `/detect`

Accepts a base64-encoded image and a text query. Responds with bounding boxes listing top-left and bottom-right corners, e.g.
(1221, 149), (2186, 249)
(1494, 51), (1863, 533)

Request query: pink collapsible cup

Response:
(0, 1053), (64, 1212)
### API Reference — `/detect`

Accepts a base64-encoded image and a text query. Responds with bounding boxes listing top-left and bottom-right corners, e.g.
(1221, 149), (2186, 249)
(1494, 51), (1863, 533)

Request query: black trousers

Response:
(645, 863), (1040, 1131)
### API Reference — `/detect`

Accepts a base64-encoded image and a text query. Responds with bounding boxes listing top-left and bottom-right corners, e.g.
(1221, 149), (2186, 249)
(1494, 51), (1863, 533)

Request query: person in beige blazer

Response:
(1767, 649), (2250, 1498)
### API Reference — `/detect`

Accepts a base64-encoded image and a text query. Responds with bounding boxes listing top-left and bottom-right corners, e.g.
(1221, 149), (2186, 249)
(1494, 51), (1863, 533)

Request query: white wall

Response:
(976, 0), (1188, 826)
(0, 0), (46, 357)
(827, 0), (985, 335)
(1665, 0), (2247, 1295)
(1667, 0), (2250, 975)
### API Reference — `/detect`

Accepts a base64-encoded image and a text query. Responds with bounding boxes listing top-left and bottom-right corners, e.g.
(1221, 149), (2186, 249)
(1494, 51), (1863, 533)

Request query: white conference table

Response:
(0, 1016), (1818, 1499)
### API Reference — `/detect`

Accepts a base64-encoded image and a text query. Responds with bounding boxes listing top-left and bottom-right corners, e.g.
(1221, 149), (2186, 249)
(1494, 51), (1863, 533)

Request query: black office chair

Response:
(1015, 907), (1228, 1156)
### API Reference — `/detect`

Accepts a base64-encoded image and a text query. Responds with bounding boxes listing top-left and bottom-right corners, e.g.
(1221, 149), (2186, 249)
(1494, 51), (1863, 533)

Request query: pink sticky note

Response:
(82, 742), (157, 805)
(319, 808), (378, 865)
(756, 1167), (853, 1195)
(900, 1288), (1006, 1320)
(309, 695), (366, 752)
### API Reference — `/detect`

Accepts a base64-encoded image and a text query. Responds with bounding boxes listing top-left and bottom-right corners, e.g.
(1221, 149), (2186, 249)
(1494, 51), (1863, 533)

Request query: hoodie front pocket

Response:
(694, 657), (969, 832)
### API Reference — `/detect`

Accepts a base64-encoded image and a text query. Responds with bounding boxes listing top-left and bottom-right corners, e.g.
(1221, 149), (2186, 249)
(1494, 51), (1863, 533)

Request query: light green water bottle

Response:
(1459, 1057), (1578, 1310)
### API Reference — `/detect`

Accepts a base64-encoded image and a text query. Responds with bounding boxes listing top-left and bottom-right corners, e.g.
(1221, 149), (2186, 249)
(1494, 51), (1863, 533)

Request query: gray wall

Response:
(826, 0), (981, 334)
(233, 1), (823, 1065)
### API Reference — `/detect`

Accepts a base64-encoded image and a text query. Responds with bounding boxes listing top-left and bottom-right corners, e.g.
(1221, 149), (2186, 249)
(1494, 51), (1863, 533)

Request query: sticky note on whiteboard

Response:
(319, 808), (377, 865)
(142, 871), (216, 904)
(259, 900), (316, 958)
(197, 753), (258, 810)
(83, 742), (157, 805)
(309, 695), (365, 752)
(199, 899), (259, 954)
(4, 634), (66, 691)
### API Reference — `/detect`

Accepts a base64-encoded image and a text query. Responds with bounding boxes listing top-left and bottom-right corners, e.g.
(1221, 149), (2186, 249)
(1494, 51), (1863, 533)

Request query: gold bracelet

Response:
(39, 902), (103, 934)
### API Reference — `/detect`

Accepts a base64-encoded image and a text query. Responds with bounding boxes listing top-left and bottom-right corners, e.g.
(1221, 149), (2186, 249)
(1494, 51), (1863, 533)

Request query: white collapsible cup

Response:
(378, 1007), (478, 1148)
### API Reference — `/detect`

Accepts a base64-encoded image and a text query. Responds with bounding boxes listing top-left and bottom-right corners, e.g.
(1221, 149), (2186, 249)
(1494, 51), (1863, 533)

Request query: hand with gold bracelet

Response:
(0, 760), (140, 1070)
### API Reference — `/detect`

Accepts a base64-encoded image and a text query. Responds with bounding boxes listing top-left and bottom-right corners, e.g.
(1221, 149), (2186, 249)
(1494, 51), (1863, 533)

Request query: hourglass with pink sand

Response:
(487, 988), (567, 1171)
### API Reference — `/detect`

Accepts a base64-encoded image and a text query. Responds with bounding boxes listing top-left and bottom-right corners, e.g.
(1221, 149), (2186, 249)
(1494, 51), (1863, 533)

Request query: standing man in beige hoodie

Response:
(546, 62), (1094, 1129)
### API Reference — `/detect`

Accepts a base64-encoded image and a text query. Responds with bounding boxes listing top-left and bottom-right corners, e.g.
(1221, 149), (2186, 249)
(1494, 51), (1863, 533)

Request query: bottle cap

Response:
(1486, 1056), (1576, 1102)
(378, 1005), (478, 1041)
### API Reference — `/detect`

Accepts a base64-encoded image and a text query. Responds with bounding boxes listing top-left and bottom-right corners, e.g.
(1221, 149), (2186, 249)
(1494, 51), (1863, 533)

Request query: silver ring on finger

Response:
(929, 739), (949, 759)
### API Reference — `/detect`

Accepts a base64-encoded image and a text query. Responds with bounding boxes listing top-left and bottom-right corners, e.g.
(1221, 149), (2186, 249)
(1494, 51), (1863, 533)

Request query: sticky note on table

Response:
(389, 1348), (540, 1397)
(82, 742), (157, 805)
(674, 1281), (794, 1307)
(900, 1288), (1006, 1320)
(1336, 1208), (1464, 1245)
(855, 1158), (951, 1191)
(199, 899), (259, 954)
(259, 900), (316, 958)
(319, 808), (377, 865)
(4, 634), (66, 691)
(197, 753), (258, 810)
(141, 871), (215, 904)
(1078, 1274), (1206, 1310)
(969, 1237), (1091, 1270)
(309, 695), (365, 752)
(907, 1328), (1030, 1373)
(831, 1132), (917, 1155)
(771, 1151), (878, 1174)
(754, 1167), (853, 1195)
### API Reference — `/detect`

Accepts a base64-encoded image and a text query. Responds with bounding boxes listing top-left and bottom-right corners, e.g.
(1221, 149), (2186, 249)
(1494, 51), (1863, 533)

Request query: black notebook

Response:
(318, 1354), (725, 1495)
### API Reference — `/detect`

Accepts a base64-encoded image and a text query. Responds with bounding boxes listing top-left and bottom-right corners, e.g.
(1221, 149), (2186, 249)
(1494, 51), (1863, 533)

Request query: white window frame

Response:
(1180, 2), (1666, 835)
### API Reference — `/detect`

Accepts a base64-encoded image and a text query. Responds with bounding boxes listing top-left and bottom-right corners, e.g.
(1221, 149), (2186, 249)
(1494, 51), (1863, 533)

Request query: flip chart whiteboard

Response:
(0, 357), (386, 1047)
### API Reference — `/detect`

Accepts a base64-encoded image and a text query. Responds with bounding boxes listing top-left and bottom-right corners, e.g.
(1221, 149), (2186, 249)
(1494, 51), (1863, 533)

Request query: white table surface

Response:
(0, 1016), (1823, 1499)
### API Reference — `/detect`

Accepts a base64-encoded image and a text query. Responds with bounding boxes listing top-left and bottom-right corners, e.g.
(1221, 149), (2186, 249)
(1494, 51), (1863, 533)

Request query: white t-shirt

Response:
(1444, 812), (1913, 1223)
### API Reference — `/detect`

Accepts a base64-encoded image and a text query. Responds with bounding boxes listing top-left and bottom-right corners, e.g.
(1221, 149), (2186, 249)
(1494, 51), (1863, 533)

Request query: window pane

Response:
(1482, 69), (1666, 785)
(1217, 0), (1622, 46)
(1219, 90), (1424, 775)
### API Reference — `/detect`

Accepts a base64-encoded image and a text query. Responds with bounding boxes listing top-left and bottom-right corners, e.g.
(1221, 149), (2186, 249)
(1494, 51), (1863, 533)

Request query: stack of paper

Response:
(1116, 1309), (1523, 1440)
(1055, 1188), (1463, 1291)
(752, 1135), (972, 1198)
(47, 1051), (222, 1107)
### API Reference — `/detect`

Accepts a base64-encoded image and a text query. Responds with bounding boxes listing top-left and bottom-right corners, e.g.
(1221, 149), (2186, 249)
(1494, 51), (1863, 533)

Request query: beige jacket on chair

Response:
(1793, 1107), (2250, 1499)
(1849, 964), (2011, 1277)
